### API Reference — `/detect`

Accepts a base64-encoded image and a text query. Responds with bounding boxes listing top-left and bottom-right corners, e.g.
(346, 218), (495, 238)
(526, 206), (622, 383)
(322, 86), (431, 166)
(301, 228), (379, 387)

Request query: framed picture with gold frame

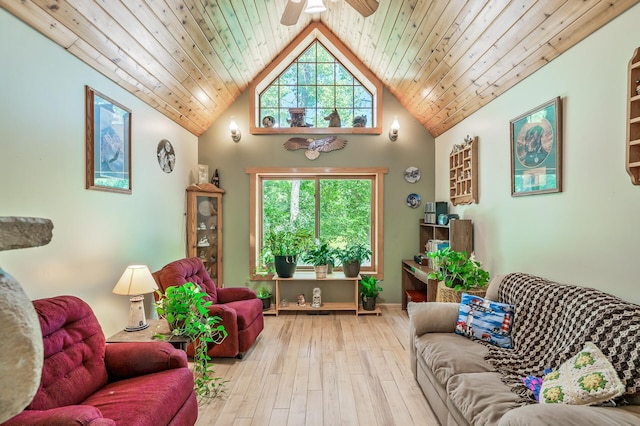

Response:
(85, 86), (132, 194)
(510, 97), (562, 196)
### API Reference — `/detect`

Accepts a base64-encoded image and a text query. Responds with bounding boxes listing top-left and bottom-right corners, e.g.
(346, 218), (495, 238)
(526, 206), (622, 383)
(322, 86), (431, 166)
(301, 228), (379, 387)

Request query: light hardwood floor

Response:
(195, 305), (439, 426)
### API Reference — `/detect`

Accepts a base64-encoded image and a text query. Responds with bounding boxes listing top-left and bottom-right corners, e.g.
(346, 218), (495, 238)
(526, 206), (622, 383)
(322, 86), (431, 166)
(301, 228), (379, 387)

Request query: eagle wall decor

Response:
(284, 136), (347, 160)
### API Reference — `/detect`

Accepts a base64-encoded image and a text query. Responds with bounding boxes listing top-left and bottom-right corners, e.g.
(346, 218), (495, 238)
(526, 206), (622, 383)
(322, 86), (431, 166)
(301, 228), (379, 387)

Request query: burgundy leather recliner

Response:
(153, 257), (264, 358)
(2, 295), (197, 426)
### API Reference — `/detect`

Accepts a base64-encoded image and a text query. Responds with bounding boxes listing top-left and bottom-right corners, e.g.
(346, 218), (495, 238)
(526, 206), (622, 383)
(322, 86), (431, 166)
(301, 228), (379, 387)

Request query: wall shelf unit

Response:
(627, 47), (640, 185)
(402, 219), (473, 309)
(449, 136), (478, 205)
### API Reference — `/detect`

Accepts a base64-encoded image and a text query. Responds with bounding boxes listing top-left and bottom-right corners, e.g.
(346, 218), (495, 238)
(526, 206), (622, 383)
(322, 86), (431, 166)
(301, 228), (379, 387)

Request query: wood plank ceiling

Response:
(2, 0), (638, 137)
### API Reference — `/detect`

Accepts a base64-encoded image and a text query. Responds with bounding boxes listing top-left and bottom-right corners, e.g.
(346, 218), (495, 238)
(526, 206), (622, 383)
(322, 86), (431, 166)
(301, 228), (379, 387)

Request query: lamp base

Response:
(124, 294), (149, 332)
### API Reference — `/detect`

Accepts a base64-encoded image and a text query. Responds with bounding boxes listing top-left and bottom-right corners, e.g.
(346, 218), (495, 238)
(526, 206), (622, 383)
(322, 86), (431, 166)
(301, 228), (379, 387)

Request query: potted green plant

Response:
(255, 283), (272, 310)
(359, 274), (382, 311)
(302, 241), (332, 279)
(426, 247), (490, 302)
(262, 225), (313, 278)
(154, 282), (228, 401)
(337, 243), (372, 277)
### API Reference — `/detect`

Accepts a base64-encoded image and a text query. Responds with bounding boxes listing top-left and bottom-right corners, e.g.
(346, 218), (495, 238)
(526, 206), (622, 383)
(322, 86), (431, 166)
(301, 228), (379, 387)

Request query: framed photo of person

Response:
(85, 86), (132, 194)
(510, 97), (562, 196)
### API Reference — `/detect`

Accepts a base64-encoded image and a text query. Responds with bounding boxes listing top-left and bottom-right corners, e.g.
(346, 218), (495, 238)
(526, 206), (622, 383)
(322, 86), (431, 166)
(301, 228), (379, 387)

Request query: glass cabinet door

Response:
(186, 184), (224, 287)
(195, 195), (219, 281)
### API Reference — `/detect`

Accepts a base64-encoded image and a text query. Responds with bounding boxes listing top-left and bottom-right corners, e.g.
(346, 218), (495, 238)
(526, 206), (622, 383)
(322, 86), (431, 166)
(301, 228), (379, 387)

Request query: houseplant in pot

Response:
(427, 247), (490, 302)
(262, 225), (313, 278)
(359, 274), (382, 311)
(154, 282), (228, 402)
(302, 241), (332, 279)
(337, 243), (372, 277)
(255, 283), (272, 310)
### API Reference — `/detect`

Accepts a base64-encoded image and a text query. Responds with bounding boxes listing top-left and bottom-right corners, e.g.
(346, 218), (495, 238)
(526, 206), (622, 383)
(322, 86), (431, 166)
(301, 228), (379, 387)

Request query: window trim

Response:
(246, 167), (387, 280)
(249, 22), (383, 135)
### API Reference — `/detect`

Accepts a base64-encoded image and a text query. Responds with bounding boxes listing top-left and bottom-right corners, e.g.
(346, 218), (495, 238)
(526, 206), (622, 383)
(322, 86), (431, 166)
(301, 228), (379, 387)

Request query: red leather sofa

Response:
(153, 257), (264, 358)
(1, 295), (197, 426)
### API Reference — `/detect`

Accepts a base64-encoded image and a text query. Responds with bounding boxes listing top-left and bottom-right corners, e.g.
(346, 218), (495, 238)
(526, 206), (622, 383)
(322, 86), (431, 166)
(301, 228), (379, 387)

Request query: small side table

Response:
(106, 319), (191, 351)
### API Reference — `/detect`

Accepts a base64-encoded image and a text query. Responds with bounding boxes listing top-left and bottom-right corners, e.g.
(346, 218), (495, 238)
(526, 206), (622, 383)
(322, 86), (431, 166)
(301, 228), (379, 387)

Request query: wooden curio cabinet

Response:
(186, 183), (224, 287)
(627, 47), (640, 185)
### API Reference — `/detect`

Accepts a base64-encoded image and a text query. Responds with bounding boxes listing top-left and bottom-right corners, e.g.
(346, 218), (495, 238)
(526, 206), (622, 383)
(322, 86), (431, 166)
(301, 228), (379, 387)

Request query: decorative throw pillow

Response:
(522, 369), (553, 401)
(455, 293), (515, 348)
(540, 342), (625, 405)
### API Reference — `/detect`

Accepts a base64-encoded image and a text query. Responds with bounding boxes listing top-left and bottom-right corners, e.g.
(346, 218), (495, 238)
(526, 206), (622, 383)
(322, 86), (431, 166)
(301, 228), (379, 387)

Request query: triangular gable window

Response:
(250, 23), (382, 135)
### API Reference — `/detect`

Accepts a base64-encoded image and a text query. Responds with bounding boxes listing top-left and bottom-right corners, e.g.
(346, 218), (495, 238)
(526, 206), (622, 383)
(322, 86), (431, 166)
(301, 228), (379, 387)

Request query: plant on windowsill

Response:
(262, 225), (313, 278)
(336, 243), (372, 278)
(426, 247), (490, 302)
(154, 282), (229, 402)
(359, 274), (382, 311)
(302, 241), (333, 279)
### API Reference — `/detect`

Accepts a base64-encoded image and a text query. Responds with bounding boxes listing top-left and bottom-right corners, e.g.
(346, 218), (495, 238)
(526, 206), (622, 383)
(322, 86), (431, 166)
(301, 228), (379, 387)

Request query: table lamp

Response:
(112, 265), (158, 332)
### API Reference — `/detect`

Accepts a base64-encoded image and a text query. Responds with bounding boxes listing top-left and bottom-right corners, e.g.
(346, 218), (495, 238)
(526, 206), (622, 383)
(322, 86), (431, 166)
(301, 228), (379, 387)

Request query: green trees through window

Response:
(259, 41), (373, 129)
(247, 167), (386, 279)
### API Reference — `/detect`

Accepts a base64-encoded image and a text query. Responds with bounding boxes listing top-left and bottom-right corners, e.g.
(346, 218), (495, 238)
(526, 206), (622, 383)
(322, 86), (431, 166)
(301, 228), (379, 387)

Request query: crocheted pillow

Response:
(455, 293), (514, 348)
(540, 342), (625, 405)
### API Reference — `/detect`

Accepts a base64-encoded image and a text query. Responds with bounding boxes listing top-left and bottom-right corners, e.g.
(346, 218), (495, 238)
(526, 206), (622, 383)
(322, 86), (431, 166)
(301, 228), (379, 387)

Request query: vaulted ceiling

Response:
(2, 0), (638, 137)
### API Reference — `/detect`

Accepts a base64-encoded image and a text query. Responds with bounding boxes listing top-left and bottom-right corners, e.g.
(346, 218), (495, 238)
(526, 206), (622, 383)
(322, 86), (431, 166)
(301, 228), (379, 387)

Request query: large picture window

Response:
(249, 23), (382, 135)
(247, 167), (386, 279)
(259, 41), (373, 129)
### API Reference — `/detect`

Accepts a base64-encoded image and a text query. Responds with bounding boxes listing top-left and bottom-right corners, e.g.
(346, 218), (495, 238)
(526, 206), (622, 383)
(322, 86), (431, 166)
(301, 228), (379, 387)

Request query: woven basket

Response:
(435, 280), (487, 303)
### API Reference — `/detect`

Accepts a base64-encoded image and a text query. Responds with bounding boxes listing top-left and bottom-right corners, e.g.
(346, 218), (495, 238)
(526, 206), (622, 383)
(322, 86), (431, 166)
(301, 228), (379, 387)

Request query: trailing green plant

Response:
(426, 247), (490, 292)
(359, 274), (382, 301)
(336, 243), (372, 265)
(154, 282), (229, 402)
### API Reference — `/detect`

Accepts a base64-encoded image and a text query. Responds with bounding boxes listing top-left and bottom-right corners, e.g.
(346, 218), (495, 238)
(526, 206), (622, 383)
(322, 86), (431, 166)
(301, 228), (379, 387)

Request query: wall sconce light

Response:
(112, 265), (158, 332)
(229, 118), (241, 142)
(305, 0), (327, 14)
(389, 116), (400, 141)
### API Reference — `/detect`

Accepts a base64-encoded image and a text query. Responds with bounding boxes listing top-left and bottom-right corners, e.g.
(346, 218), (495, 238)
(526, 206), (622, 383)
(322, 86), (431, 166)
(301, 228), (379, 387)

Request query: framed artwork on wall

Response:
(85, 86), (132, 194)
(510, 97), (562, 196)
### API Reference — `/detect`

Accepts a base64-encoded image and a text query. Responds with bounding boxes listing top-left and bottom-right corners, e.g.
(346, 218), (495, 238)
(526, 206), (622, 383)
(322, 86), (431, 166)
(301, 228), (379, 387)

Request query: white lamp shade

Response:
(305, 0), (326, 14)
(112, 265), (158, 296)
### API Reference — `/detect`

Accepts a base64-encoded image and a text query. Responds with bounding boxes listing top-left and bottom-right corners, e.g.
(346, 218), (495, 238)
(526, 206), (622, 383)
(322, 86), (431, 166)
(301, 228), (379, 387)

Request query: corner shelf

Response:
(627, 47), (640, 184)
(449, 136), (478, 205)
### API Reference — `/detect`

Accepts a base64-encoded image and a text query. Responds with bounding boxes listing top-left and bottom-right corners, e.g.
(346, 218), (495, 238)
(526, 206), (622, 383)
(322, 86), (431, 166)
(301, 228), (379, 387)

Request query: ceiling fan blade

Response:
(345, 0), (378, 17)
(281, 0), (306, 26)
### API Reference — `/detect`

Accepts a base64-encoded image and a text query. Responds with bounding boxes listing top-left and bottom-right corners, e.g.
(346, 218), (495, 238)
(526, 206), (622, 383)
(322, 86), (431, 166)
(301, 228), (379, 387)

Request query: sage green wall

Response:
(435, 4), (640, 304)
(198, 89), (435, 303)
(0, 10), (199, 337)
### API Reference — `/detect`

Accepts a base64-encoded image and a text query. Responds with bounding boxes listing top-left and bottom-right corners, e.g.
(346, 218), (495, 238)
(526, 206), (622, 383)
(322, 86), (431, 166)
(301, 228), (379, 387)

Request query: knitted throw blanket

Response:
(484, 272), (640, 403)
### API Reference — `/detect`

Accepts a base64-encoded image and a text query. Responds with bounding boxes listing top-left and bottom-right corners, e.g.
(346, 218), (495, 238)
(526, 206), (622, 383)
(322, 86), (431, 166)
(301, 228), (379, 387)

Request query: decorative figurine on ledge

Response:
(353, 115), (367, 127)
(297, 294), (306, 306)
(324, 109), (341, 127)
(311, 287), (322, 308)
(287, 108), (313, 127)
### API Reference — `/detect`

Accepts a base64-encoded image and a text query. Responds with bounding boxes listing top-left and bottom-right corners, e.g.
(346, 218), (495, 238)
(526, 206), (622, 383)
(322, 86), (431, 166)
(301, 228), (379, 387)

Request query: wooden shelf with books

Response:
(402, 219), (474, 309)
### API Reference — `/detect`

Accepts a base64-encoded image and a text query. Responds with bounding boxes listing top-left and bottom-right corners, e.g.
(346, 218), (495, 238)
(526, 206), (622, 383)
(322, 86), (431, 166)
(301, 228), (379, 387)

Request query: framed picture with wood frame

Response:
(510, 97), (562, 196)
(85, 86), (132, 194)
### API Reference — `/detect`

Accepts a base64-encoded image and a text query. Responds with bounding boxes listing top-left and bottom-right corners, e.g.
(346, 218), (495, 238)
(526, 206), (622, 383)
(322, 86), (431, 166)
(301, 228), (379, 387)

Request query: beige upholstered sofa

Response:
(408, 273), (640, 425)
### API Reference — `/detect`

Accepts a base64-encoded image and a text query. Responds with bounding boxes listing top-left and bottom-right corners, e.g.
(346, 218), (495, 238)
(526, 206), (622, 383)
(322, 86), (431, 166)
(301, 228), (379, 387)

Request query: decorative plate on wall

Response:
(404, 166), (421, 183)
(157, 139), (175, 173)
(407, 193), (421, 208)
